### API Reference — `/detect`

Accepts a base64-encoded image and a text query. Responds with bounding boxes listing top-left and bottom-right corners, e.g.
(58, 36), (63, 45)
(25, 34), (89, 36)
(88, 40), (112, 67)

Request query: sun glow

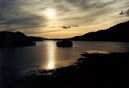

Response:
(45, 8), (56, 19)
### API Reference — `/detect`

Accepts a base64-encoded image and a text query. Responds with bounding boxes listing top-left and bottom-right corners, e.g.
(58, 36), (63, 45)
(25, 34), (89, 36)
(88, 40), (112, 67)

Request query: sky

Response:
(0, 0), (129, 38)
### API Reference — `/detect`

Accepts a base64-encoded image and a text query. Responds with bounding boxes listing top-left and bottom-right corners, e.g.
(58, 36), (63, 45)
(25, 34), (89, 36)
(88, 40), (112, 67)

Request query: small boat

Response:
(56, 40), (73, 47)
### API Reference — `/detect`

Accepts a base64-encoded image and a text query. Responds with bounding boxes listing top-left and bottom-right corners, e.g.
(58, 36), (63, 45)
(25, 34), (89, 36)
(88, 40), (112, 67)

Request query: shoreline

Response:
(2, 52), (129, 88)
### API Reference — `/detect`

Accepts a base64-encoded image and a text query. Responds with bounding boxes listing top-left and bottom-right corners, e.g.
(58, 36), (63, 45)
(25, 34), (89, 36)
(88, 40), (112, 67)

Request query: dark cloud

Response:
(119, 9), (129, 16)
(62, 26), (71, 29)
(0, 0), (16, 9)
(119, 11), (125, 15)
(94, 0), (117, 8)
(0, 0), (17, 21)
(1, 14), (46, 26)
(127, 9), (129, 16)
(0, 13), (5, 21)
(64, 0), (117, 10)
(0, 0), (47, 32)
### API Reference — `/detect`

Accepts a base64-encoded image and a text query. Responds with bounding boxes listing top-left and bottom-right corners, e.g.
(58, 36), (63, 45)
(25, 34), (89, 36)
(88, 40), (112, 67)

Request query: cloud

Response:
(72, 25), (79, 27)
(119, 11), (125, 15)
(126, 9), (129, 16)
(62, 26), (71, 29)
(0, 0), (129, 37)
(119, 9), (129, 16)
(1, 15), (46, 27)
(0, 0), (48, 32)
(52, 0), (123, 27)
(61, 25), (79, 29)
(64, 0), (117, 10)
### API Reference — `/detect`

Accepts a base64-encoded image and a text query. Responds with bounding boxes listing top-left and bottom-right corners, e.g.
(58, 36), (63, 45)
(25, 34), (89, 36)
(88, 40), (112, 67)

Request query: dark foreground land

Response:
(3, 52), (129, 88)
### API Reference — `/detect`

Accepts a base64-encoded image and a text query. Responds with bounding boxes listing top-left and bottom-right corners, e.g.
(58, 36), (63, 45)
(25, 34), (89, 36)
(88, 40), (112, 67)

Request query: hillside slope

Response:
(70, 21), (129, 42)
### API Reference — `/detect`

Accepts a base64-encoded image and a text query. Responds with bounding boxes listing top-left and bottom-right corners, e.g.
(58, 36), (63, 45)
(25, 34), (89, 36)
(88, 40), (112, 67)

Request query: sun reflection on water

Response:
(46, 41), (55, 70)
(47, 61), (54, 69)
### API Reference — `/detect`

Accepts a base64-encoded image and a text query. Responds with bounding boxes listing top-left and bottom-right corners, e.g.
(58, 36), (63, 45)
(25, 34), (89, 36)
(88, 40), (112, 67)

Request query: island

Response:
(56, 40), (73, 47)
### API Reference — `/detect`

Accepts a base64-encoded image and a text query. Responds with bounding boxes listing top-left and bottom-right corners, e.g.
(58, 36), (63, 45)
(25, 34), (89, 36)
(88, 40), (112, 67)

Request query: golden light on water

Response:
(85, 50), (109, 54)
(47, 41), (55, 69)
(47, 61), (54, 69)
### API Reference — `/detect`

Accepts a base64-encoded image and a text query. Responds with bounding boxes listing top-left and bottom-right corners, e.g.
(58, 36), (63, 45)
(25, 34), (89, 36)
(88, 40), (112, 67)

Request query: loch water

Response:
(0, 40), (129, 86)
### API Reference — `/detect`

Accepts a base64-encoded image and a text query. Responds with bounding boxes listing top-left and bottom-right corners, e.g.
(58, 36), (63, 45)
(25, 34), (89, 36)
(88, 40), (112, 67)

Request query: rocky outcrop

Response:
(56, 40), (73, 47)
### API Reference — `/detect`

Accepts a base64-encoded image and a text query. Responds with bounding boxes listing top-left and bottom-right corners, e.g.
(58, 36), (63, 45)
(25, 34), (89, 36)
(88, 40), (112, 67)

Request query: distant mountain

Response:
(70, 21), (129, 42)
(28, 36), (46, 41)
(0, 31), (44, 47)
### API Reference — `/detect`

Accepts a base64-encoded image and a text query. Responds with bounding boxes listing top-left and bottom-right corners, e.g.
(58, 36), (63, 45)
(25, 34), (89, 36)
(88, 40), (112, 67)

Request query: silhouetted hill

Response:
(70, 21), (129, 42)
(28, 36), (45, 41)
(0, 31), (43, 47)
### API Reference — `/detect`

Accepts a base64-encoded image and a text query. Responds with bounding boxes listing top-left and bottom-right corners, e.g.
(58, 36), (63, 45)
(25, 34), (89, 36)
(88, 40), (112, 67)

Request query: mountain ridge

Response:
(69, 21), (129, 42)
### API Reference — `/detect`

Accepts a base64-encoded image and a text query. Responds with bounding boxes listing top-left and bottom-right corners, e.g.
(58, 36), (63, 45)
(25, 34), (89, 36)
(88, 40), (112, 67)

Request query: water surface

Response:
(0, 40), (129, 85)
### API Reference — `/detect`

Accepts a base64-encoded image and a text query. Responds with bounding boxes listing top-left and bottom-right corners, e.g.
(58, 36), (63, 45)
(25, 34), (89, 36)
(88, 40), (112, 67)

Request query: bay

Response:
(0, 40), (129, 86)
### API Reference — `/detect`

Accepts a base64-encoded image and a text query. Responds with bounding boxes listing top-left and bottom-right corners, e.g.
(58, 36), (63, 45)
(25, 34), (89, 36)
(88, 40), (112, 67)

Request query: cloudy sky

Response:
(0, 0), (129, 38)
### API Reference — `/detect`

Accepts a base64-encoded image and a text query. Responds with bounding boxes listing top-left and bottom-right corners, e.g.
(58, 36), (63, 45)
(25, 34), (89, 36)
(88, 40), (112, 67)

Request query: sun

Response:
(45, 8), (56, 19)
